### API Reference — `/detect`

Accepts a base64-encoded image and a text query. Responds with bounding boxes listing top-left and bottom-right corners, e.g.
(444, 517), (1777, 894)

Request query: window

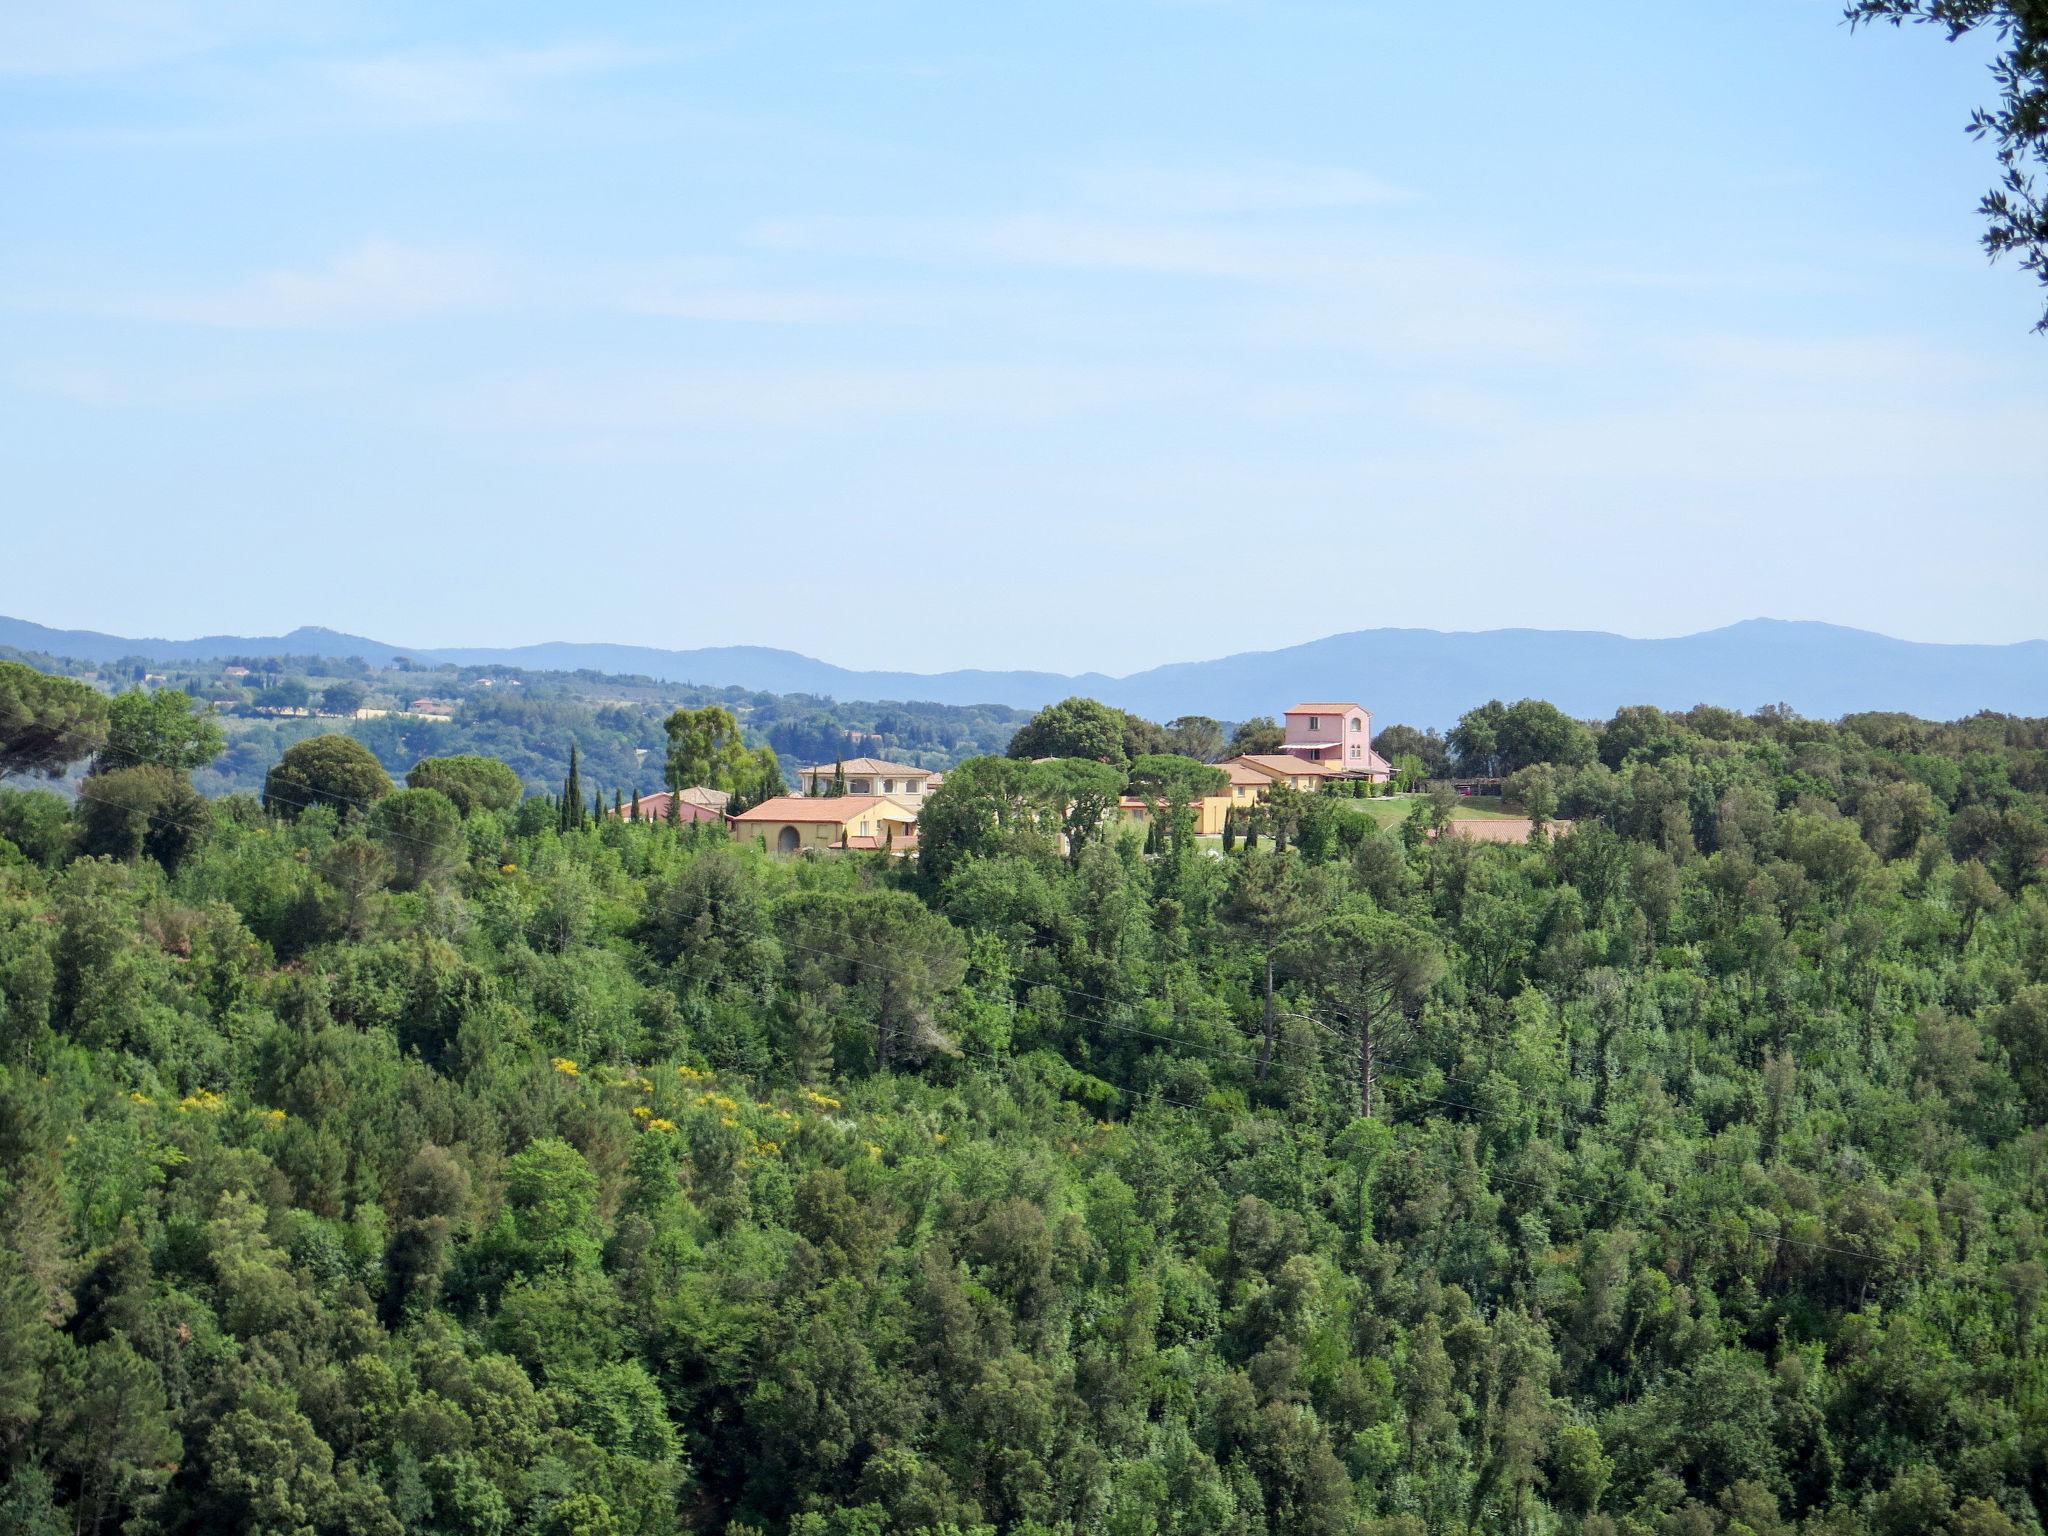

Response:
(1351, 718), (1362, 732)
(1350, 744), (1361, 758)
(859, 820), (870, 835)
(851, 779), (870, 794)
(882, 779), (894, 792)
(1308, 715), (1320, 730)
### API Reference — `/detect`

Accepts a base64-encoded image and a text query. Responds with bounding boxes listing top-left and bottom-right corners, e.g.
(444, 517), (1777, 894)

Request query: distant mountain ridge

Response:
(3, 613), (2043, 728)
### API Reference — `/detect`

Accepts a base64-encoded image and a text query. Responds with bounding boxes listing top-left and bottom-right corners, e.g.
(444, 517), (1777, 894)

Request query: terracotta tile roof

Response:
(844, 832), (918, 850)
(1233, 754), (1340, 778)
(799, 757), (928, 779)
(1284, 703), (1365, 715)
(612, 791), (722, 823)
(1224, 760), (1273, 787)
(732, 794), (917, 825)
(675, 785), (730, 811)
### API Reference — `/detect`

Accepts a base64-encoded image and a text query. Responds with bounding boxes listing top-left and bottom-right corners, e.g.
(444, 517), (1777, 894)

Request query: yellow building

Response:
(797, 757), (934, 800)
(1224, 754), (1339, 795)
(1222, 759), (1273, 808)
(731, 794), (918, 854)
(1118, 793), (1234, 838)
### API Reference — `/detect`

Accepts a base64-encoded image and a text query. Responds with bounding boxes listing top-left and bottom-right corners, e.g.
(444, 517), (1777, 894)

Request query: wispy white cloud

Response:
(105, 241), (507, 329)
(1075, 159), (1410, 216)
(450, 362), (1201, 435)
(8, 358), (344, 408)
(0, 0), (319, 76)
(757, 211), (1589, 361)
(624, 287), (920, 325)
(321, 42), (644, 127)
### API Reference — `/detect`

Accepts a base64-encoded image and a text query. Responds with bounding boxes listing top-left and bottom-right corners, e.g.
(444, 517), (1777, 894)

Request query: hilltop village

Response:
(624, 701), (1419, 854)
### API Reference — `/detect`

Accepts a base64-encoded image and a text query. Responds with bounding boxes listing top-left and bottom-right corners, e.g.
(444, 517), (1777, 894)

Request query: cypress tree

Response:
(562, 742), (583, 830)
(1144, 818), (1159, 855)
(1242, 810), (1258, 852)
(831, 758), (847, 797)
(666, 789), (682, 828)
(630, 788), (641, 821)
(1222, 807), (1237, 853)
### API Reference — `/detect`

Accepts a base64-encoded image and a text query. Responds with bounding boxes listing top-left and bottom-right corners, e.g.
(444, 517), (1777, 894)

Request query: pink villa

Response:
(1282, 703), (1393, 781)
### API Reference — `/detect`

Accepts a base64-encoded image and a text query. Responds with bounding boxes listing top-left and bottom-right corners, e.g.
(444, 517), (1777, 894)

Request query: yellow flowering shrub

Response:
(551, 1058), (579, 1078)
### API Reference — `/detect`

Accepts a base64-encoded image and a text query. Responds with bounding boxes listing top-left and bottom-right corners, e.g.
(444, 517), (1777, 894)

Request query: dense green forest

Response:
(0, 644), (1027, 801)
(3, 660), (2048, 1535)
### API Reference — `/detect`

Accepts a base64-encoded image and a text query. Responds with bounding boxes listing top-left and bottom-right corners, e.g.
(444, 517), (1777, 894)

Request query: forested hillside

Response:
(2, 668), (2048, 1536)
(0, 646), (1026, 800)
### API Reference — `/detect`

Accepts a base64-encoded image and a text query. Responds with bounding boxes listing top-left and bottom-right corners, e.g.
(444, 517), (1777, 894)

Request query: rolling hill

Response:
(4, 613), (2043, 727)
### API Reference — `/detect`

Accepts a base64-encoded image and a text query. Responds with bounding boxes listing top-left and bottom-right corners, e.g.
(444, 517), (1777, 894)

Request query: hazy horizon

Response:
(5, 1), (2046, 672)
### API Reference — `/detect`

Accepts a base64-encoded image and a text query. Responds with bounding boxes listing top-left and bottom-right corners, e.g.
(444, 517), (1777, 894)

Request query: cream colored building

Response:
(797, 757), (934, 800)
(731, 794), (918, 853)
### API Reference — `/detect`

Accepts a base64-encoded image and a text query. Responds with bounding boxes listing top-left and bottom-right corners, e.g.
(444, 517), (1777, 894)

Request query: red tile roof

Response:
(731, 794), (917, 825)
(799, 757), (929, 779)
(611, 791), (722, 823)
(1232, 754), (1340, 778)
(1284, 703), (1365, 715)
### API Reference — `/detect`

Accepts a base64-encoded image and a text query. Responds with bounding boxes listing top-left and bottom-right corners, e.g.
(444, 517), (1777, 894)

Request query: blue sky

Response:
(2, 0), (2043, 674)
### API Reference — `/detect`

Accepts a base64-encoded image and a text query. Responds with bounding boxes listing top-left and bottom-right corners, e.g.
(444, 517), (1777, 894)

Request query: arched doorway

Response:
(776, 825), (800, 853)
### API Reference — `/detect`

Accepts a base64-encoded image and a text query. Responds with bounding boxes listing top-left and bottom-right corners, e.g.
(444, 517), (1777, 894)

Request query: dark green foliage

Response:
(95, 687), (224, 775)
(561, 742), (585, 833)
(73, 766), (212, 871)
(370, 788), (465, 890)
(1006, 696), (1130, 765)
(1373, 723), (1450, 778)
(263, 734), (393, 819)
(1449, 698), (1599, 776)
(1, 702), (2047, 1535)
(0, 661), (108, 779)
(1229, 715), (1287, 756)
(1006, 696), (1168, 769)
(407, 754), (523, 816)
